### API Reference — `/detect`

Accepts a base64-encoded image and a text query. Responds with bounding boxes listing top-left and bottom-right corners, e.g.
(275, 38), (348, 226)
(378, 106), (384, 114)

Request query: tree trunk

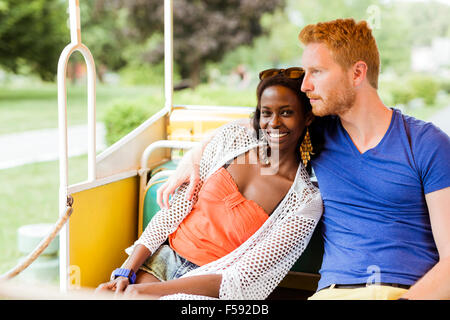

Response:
(188, 60), (201, 88)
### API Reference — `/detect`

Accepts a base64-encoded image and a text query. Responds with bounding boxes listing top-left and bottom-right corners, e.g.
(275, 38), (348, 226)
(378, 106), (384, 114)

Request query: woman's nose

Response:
(269, 114), (281, 127)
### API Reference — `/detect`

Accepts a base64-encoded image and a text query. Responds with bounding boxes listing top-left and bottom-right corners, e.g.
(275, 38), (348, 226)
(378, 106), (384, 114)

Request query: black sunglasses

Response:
(259, 67), (305, 80)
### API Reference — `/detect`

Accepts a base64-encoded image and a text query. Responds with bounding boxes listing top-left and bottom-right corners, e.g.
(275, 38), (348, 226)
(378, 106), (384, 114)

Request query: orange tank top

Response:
(169, 167), (269, 266)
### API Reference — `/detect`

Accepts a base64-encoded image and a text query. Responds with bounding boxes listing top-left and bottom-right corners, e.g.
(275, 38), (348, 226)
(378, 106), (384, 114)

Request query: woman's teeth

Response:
(268, 132), (288, 138)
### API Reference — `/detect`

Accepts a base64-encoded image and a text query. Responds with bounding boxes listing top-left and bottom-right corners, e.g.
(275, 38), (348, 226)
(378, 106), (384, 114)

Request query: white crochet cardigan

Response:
(134, 123), (323, 300)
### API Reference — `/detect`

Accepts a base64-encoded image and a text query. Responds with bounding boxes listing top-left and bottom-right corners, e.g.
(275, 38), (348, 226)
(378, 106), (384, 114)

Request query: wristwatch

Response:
(111, 268), (136, 284)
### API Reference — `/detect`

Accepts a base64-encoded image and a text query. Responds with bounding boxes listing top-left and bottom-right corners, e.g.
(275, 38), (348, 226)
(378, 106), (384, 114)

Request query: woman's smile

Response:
(266, 130), (290, 145)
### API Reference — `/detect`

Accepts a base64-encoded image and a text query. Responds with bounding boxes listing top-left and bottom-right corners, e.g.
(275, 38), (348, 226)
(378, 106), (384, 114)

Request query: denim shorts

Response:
(139, 245), (199, 281)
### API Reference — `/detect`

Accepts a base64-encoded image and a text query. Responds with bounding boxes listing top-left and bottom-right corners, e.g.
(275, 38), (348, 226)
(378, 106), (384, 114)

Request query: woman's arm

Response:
(96, 244), (151, 293)
(122, 274), (223, 299)
(121, 244), (152, 274)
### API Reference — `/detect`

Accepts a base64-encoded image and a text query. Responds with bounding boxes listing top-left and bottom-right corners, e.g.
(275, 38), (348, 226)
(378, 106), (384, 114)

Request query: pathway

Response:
(0, 123), (106, 170)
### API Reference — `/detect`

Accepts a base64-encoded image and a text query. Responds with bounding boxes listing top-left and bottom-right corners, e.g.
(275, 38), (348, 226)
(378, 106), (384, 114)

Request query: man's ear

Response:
(352, 61), (368, 87)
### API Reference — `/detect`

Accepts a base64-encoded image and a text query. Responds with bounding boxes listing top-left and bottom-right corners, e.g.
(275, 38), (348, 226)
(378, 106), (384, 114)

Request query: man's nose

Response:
(301, 73), (313, 92)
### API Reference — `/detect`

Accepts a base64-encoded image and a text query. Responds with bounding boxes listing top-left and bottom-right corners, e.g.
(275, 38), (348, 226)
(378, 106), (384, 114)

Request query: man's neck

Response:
(338, 89), (393, 154)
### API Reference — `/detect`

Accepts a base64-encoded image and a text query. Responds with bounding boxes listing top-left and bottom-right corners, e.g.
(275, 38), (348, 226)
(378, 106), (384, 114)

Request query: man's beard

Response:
(310, 84), (356, 117)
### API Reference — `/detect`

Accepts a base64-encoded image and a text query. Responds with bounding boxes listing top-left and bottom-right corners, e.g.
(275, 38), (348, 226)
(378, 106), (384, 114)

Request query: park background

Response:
(0, 0), (449, 282)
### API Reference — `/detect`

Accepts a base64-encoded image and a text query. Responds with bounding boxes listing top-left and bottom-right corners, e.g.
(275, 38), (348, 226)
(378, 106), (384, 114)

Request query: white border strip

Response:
(173, 104), (254, 114)
(68, 170), (138, 195)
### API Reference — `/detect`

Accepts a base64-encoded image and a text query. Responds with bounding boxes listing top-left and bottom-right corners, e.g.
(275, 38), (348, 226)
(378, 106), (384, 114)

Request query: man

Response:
(157, 19), (450, 300)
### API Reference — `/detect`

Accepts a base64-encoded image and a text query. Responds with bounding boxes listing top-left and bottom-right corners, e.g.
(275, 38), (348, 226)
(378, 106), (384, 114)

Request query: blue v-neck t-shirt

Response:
(312, 108), (450, 290)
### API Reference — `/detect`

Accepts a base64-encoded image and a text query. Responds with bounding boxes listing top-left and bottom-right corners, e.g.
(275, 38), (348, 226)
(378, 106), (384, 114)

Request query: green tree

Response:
(79, 1), (133, 82)
(117, 0), (286, 87)
(0, 0), (67, 81)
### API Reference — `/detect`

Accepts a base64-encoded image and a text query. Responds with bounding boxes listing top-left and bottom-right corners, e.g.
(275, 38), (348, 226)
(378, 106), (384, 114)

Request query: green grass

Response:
(0, 155), (88, 274)
(0, 83), (163, 135)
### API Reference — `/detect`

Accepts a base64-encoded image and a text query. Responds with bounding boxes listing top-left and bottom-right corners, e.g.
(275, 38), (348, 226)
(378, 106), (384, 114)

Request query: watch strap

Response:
(111, 268), (136, 284)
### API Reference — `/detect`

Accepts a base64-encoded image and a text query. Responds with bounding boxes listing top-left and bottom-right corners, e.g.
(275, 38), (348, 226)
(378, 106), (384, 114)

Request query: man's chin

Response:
(311, 104), (331, 117)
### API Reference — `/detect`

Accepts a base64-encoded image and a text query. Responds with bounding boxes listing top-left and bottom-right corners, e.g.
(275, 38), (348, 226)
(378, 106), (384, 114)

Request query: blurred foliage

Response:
(407, 74), (441, 106)
(0, 0), (67, 81)
(115, 0), (285, 87)
(78, 1), (132, 79)
(103, 99), (154, 146)
(380, 74), (443, 108)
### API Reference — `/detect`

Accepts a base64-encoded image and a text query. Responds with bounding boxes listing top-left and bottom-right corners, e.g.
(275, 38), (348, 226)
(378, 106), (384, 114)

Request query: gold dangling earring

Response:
(300, 127), (314, 167)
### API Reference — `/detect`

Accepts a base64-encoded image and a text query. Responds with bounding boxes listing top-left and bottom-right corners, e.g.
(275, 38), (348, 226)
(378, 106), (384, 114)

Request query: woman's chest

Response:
(225, 152), (293, 214)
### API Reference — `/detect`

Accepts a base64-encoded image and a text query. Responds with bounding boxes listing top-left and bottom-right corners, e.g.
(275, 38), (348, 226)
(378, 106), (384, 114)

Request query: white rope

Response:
(0, 196), (74, 282)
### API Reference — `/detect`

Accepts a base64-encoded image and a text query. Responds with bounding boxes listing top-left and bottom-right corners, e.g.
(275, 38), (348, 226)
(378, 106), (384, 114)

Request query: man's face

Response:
(301, 42), (356, 117)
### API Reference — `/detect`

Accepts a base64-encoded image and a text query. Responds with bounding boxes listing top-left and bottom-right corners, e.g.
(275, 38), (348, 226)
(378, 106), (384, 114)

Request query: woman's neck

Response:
(267, 147), (299, 181)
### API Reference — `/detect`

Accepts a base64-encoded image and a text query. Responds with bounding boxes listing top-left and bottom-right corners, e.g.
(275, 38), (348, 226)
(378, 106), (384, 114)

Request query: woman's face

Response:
(259, 85), (311, 153)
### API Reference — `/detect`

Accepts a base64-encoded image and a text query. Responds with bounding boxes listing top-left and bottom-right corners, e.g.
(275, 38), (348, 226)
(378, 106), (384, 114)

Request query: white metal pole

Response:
(164, 0), (173, 114)
(80, 44), (97, 181)
(69, 0), (81, 44)
(58, 0), (97, 292)
(57, 35), (73, 296)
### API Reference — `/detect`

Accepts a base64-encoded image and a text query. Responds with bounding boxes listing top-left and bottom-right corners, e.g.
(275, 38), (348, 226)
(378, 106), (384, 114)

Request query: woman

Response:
(96, 68), (323, 299)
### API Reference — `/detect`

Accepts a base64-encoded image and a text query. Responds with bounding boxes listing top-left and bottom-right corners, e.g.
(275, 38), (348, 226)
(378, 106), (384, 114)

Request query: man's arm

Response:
(400, 186), (450, 299)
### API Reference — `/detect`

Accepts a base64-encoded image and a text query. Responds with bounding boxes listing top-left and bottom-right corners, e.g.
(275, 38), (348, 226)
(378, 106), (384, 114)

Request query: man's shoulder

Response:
(394, 108), (449, 146)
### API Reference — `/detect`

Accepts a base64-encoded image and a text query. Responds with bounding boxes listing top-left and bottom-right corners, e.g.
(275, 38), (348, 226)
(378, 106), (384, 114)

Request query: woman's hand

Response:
(95, 277), (130, 295)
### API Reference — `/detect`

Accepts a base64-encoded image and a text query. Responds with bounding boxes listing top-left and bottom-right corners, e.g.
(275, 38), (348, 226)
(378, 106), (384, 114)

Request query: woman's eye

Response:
(261, 110), (271, 117)
(281, 110), (293, 116)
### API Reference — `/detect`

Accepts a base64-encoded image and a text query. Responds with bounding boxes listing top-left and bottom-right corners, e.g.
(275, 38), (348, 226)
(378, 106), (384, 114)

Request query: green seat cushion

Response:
(142, 160), (179, 231)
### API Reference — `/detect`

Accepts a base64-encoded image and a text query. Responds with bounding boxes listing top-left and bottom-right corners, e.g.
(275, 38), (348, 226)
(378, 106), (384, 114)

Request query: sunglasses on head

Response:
(259, 67), (304, 80)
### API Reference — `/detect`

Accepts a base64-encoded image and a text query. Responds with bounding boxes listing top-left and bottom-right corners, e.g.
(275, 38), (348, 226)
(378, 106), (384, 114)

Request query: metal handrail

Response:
(57, 0), (97, 292)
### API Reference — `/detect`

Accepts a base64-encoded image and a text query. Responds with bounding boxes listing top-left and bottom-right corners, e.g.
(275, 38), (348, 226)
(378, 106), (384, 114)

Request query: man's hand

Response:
(156, 150), (201, 209)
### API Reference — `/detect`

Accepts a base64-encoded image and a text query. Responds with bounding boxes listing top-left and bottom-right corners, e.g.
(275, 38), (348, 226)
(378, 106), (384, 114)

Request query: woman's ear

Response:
(305, 111), (314, 127)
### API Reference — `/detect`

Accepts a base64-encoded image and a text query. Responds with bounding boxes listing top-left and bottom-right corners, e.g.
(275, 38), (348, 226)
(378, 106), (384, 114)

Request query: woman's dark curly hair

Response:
(251, 73), (323, 174)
